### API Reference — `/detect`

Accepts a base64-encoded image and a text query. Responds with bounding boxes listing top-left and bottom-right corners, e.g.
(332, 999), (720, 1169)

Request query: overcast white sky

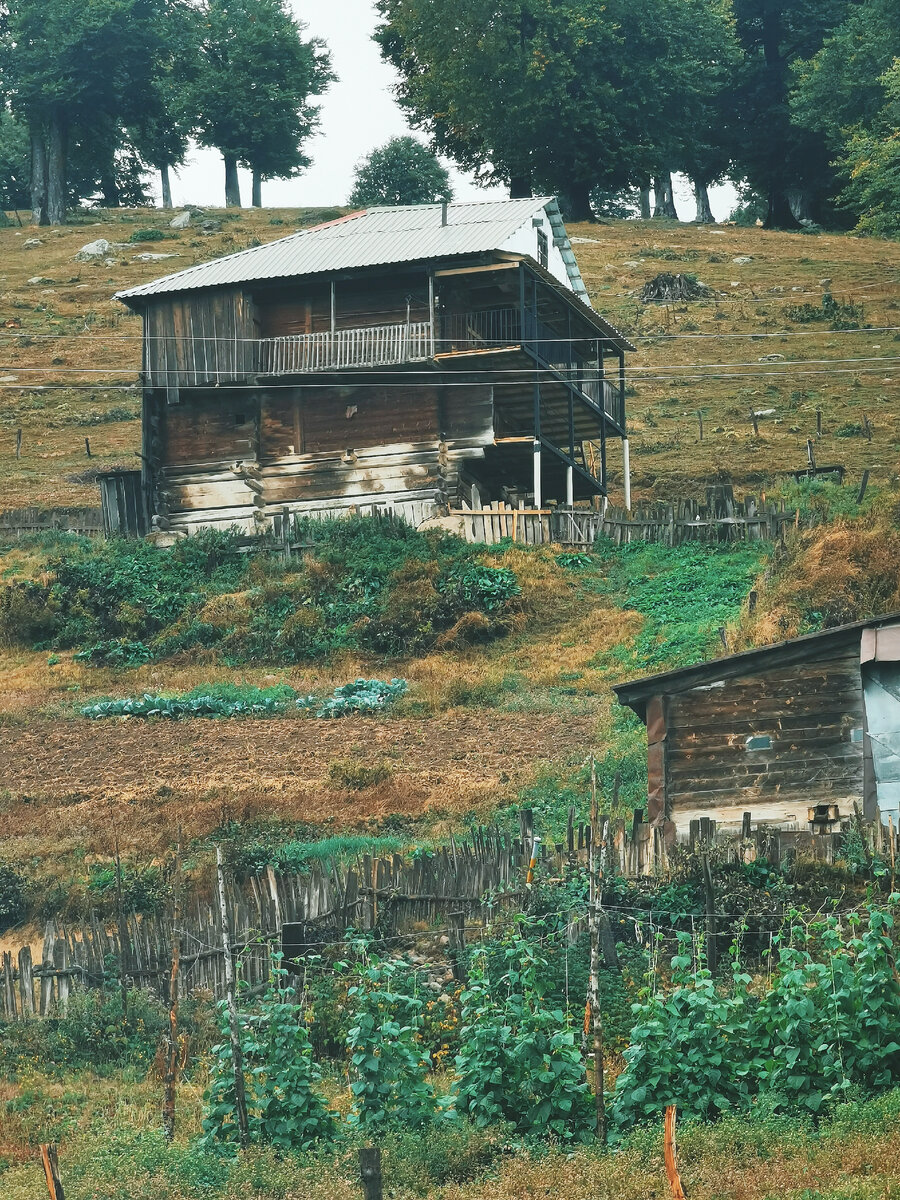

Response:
(166, 0), (737, 220)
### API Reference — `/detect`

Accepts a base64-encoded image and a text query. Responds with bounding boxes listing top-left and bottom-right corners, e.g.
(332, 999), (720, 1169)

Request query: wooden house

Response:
(614, 613), (900, 836)
(115, 198), (633, 535)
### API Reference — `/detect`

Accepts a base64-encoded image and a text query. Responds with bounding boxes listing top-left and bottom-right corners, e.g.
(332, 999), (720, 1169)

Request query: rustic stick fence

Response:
(0, 506), (104, 539)
(598, 490), (799, 547)
(2, 810), (896, 1021)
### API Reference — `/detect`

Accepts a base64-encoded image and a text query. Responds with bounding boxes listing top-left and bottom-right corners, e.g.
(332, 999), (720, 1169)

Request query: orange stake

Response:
(664, 1106), (687, 1200)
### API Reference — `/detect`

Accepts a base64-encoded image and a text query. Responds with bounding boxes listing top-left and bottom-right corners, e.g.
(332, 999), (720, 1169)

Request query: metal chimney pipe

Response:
(441, 201), (448, 226)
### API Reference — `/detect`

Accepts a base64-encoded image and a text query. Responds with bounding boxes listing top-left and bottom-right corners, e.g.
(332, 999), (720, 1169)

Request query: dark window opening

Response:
(537, 229), (549, 269)
(234, 412), (246, 426)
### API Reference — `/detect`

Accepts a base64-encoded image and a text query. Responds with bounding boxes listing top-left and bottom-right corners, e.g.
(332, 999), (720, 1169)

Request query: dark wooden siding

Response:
(143, 289), (256, 388)
(162, 390), (258, 466)
(254, 277), (430, 338)
(260, 384), (441, 460)
(663, 649), (865, 813)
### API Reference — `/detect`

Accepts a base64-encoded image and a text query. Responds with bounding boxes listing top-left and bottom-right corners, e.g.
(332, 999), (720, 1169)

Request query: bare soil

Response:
(0, 710), (596, 858)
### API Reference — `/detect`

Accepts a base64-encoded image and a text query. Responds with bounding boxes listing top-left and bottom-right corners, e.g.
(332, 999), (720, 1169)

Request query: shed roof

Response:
(614, 610), (900, 720)
(116, 196), (582, 302)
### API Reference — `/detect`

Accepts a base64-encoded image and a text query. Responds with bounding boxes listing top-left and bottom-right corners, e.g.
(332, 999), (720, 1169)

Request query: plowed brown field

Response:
(0, 710), (597, 860)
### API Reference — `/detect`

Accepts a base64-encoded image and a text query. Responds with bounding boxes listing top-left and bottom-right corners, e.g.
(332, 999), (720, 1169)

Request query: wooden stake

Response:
(864, 414), (872, 442)
(359, 1147), (383, 1200)
(84, 437), (91, 458)
(15, 428), (22, 460)
(750, 410), (759, 437)
(857, 470), (870, 504)
(114, 832), (128, 1031)
(587, 756), (607, 1144)
(40, 1144), (65, 1200)
(696, 411), (703, 441)
(215, 845), (250, 1149)
(816, 408), (822, 438)
(701, 850), (717, 975)
(889, 816), (896, 896)
(448, 910), (467, 985)
(162, 828), (182, 1141)
(664, 1107), (687, 1200)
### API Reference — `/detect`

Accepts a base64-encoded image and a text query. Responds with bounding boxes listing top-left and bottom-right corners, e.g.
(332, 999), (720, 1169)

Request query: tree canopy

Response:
(183, 0), (333, 207)
(349, 136), (452, 207)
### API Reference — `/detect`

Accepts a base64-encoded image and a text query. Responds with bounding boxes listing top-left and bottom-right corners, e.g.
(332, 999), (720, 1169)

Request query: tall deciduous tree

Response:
(349, 136), (452, 207)
(729, 0), (851, 228)
(184, 0), (332, 208)
(4, 0), (169, 224)
(375, 0), (739, 221)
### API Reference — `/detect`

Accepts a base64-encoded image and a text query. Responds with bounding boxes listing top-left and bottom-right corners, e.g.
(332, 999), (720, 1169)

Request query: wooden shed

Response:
(115, 198), (633, 536)
(614, 612), (900, 835)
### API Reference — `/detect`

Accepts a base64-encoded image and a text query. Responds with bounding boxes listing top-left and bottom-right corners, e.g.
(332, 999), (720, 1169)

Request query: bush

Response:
(129, 228), (166, 242)
(0, 862), (27, 933)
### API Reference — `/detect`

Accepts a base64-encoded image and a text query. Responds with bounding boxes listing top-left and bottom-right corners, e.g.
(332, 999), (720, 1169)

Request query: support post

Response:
(215, 845), (250, 1149)
(330, 280), (336, 335)
(359, 1147), (383, 1200)
(566, 465), (574, 508)
(448, 911), (467, 985)
(587, 757), (607, 1144)
(162, 829), (182, 1141)
(114, 833), (128, 1031)
(40, 1144), (65, 1200)
(701, 849), (717, 975)
(623, 438), (631, 512)
(533, 439), (542, 508)
(427, 272), (436, 357)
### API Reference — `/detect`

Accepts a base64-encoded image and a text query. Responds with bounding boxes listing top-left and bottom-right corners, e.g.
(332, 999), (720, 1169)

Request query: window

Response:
(745, 734), (773, 751)
(537, 229), (549, 269)
(234, 412), (247, 426)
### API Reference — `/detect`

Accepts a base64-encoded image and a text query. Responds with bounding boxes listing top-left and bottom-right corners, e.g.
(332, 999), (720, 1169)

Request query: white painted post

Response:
(623, 438), (632, 512)
(566, 464), (574, 507)
(533, 439), (542, 508)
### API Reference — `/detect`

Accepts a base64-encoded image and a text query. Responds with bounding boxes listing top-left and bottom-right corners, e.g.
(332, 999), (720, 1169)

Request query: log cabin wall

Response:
(146, 378), (495, 533)
(660, 646), (865, 824)
(255, 275), (431, 338)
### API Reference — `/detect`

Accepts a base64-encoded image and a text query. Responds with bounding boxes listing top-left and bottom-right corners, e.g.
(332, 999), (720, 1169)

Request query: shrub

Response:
(129, 228), (166, 242)
(328, 758), (394, 790)
(317, 678), (407, 718)
(0, 862), (27, 933)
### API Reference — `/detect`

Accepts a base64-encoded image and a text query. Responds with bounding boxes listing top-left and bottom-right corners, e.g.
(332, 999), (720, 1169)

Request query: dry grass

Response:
(1, 1067), (899, 1199)
(2, 211), (900, 510)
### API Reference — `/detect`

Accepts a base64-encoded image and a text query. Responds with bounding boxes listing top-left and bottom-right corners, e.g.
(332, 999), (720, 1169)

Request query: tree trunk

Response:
(101, 162), (120, 209)
(789, 188), (814, 223)
(565, 181), (594, 222)
(224, 154), (241, 208)
(509, 173), (532, 199)
(29, 125), (48, 227)
(693, 178), (715, 224)
(160, 164), (173, 210)
(251, 169), (262, 208)
(46, 114), (67, 226)
(652, 173), (678, 220)
(639, 182), (652, 220)
(764, 187), (801, 230)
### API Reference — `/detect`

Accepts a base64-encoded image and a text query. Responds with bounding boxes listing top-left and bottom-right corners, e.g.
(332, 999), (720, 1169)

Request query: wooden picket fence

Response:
(2, 810), (895, 1020)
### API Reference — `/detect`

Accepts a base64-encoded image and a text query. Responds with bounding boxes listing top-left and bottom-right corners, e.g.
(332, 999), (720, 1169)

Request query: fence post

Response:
(701, 850), (717, 975)
(40, 1144), (65, 1200)
(448, 911), (467, 985)
(663, 1108), (687, 1200)
(359, 1147), (383, 1200)
(215, 845), (250, 1149)
(162, 830), (182, 1142)
(586, 757), (607, 1144)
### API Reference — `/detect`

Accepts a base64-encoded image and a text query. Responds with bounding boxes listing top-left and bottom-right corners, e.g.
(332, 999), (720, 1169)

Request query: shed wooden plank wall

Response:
(143, 289), (256, 388)
(256, 279), (430, 338)
(662, 648), (865, 815)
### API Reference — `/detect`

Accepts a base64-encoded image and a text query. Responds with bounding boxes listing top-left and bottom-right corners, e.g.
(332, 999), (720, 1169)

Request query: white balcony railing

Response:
(258, 320), (433, 375)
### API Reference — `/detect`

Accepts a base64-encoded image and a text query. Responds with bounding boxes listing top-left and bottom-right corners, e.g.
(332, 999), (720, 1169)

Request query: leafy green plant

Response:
(201, 965), (337, 1150)
(73, 639), (154, 667)
(129, 228), (167, 242)
(81, 684), (301, 720)
(440, 563), (520, 613)
(316, 678), (407, 718)
(455, 929), (593, 1141)
(346, 952), (440, 1130)
(0, 862), (27, 933)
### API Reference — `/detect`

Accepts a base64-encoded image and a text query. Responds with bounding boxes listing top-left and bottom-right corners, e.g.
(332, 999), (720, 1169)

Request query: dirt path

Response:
(0, 711), (597, 856)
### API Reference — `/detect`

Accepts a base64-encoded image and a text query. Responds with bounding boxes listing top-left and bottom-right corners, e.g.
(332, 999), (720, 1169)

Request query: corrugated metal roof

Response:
(116, 197), (557, 302)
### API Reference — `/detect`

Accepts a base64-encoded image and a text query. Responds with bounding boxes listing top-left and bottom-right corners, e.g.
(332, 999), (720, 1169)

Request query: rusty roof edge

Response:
(613, 609), (900, 718)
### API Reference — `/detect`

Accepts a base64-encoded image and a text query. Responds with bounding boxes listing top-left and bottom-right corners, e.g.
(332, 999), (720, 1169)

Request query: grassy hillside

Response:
(1, 207), (899, 510)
